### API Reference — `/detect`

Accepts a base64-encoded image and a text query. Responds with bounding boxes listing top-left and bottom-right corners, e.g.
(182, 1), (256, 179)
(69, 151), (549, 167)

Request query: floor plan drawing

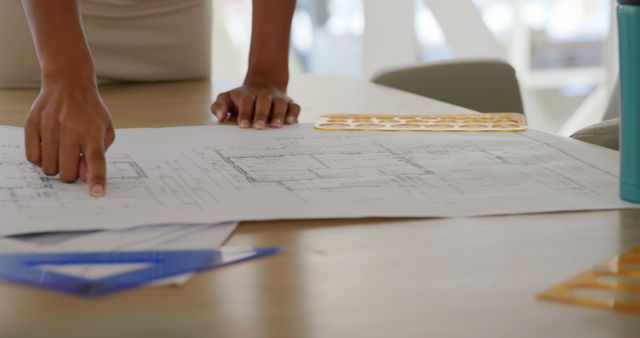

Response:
(186, 132), (614, 208)
(0, 124), (635, 235)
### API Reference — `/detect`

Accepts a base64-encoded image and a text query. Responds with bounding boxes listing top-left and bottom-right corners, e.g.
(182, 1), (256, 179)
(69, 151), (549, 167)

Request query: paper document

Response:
(0, 238), (34, 252)
(55, 222), (237, 251)
(4, 222), (238, 286)
(0, 124), (636, 235)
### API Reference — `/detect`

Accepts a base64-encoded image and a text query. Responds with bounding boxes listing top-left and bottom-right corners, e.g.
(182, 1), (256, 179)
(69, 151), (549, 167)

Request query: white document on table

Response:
(0, 124), (637, 235)
(54, 222), (237, 252)
(0, 238), (35, 252)
(2, 222), (238, 286)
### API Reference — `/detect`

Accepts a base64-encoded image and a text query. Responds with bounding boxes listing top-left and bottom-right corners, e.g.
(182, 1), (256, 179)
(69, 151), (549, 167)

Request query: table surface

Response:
(0, 76), (639, 338)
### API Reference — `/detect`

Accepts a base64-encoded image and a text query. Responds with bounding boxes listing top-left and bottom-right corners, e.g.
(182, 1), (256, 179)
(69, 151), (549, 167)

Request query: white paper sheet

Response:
(2, 222), (238, 286)
(55, 222), (237, 251)
(0, 238), (35, 252)
(0, 124), (637, 235)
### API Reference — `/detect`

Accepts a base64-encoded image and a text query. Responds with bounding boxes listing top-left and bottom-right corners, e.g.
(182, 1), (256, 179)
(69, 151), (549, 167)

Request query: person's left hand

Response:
(211, 83), (301, 130)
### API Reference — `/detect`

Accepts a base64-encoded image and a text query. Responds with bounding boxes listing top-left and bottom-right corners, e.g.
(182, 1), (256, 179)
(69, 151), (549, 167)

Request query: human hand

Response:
(211, 82), (301, 130)
(24, 82), (115, 197)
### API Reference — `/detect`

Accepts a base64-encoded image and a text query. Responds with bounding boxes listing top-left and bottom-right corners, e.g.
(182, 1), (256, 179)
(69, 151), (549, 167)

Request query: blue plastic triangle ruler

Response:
(0, 247), (281, 297)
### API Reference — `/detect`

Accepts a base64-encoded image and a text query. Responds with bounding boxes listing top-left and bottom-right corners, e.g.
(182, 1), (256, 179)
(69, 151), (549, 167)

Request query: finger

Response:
(40, 124), (60, 176)
(211, 93), (232, 123)
(270, 98), (288, 128)
(104, 126), (116, 150)
(78, 157), (88, 183)
(237, 95), (256, 128)
(89, 127), (114, 184)
(25, 118), (41, 166)
(285, 102), (301, 125)
(83, 143), (107, 197)
(226, 112), (238, 124)
(253, 95), (272, 130)
(58, 138), (81, 183)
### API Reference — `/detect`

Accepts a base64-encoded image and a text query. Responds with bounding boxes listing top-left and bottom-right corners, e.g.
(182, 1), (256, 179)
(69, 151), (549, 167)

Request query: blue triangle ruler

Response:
(0, 247), (281, 297)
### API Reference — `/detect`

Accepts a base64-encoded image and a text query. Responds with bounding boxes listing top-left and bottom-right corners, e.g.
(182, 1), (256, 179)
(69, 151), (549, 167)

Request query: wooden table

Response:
(0, 76), (639, 338)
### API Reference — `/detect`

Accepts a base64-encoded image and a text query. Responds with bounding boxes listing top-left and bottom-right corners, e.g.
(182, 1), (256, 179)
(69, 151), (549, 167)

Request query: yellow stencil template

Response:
(538, 247), (640, 314)
(314, 113), (526, 132)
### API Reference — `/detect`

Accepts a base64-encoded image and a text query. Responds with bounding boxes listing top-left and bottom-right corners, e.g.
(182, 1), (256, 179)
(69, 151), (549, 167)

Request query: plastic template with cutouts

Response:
(314, 113), (526, 132)
(538, 246), (640, 314)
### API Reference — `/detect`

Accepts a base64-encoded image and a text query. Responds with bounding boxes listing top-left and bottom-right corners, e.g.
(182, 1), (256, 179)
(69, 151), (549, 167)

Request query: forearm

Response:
(246, 0), (296, 89)
(21, 0), (95, 85)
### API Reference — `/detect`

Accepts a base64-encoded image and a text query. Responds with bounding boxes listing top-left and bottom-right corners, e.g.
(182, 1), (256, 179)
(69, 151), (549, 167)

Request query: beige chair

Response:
(373, 59), (620, 150)
(571, 118), (619, 150)
(570, 80), (620, 151)
(372, 59), (525, 115)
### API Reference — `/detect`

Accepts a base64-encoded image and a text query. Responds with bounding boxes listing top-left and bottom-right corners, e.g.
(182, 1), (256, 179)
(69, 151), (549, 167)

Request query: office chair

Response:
(372, 59), (525, 115)
(571, 80), (620, 150)
(373, 59), (620, 150)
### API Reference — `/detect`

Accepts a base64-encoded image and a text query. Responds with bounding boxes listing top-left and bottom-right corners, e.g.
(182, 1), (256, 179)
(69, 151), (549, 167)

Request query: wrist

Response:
(40, 74), (99, 96)
(41, 62), (97, 88)
(244, 69), (289, 91)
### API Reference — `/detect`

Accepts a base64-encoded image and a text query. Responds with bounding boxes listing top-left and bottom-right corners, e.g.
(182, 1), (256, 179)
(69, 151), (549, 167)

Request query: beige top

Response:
(0, 0), (211, 88)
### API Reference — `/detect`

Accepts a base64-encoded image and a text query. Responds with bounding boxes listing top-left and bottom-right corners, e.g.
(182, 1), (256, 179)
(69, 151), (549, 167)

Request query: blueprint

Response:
(0, 124), (636, 235)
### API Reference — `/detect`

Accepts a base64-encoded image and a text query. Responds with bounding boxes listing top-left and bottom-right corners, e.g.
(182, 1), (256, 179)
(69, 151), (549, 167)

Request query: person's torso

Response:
(80, 0), (207, 17)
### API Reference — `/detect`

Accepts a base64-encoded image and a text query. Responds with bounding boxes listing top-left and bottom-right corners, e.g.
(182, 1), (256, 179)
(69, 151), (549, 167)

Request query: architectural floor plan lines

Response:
(108, 155), (148, 180)
(0, 124), (637, 236)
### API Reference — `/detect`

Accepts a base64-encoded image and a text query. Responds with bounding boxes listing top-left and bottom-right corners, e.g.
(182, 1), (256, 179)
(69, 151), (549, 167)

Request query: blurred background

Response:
(211, 0), (618, 136)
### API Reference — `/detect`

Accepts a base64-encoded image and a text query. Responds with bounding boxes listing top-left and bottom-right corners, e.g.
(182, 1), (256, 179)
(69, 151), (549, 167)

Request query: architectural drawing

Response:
(0, 125), (634, 235)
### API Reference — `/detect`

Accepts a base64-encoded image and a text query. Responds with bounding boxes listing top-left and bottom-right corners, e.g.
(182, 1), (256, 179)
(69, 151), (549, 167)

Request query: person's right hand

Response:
(24, 81), (115, 197)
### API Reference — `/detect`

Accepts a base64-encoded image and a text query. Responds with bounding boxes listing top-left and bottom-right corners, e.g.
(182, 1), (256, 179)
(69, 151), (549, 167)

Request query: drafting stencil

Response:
(0, 125), (635, 235)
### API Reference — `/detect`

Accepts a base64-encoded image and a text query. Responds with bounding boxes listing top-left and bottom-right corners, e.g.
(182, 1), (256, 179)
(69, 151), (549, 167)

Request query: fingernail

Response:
(286, 116), (297, 124)
(272, 119), (282, 128)
(255, 120), (266, 130)
(216, 110), (224, 122)
(240, 119), (251, 128)
(90, 184), (105, 197)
